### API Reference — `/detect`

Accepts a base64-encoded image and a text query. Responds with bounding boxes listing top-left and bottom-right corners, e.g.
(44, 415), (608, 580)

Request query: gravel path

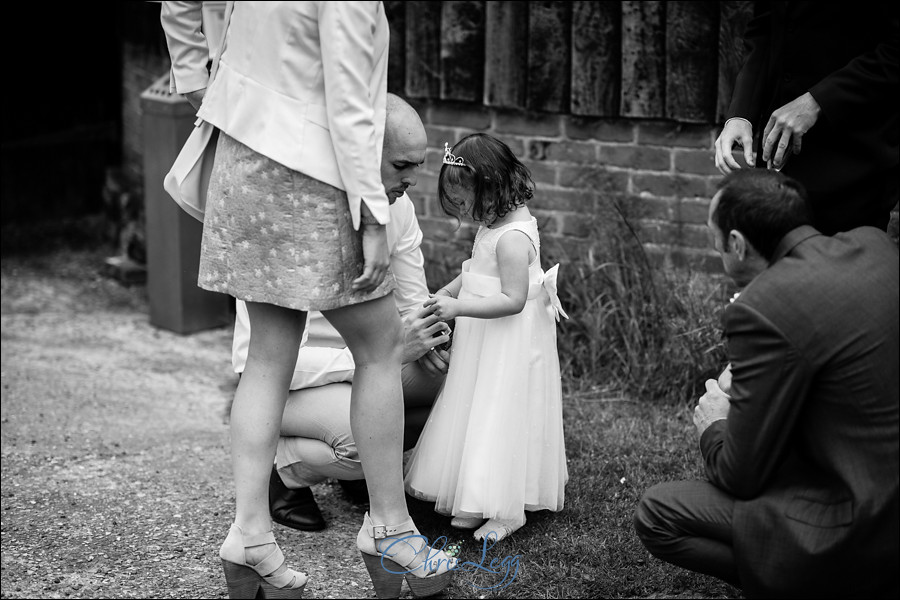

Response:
(0, 250), (411, 599)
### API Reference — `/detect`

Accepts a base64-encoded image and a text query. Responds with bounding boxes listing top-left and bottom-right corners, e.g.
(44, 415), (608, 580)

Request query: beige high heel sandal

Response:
(357, 512), (456, 599)
(219, 523), (308, 599)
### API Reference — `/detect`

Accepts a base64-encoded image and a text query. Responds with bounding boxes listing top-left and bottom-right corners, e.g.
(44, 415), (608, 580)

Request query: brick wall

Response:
(407, 100), (723, 277)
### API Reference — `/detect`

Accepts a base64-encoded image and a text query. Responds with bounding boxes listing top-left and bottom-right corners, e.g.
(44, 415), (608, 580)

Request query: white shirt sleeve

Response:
(234, 302), (351, 389)
(289, 346), (355, 389)
(231, 299), (252, 376)
(290, 312), (354, 389)
(388, 194), (430, 319)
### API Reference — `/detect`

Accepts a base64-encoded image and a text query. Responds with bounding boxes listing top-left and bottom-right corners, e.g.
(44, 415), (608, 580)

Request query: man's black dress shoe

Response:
(269, 467), (327, 531)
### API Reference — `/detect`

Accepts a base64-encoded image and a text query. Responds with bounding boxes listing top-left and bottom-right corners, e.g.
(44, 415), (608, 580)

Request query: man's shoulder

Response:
(809, 227), (898, 276)
(770, 226), (894, 281)
(837, 226), (899, 254)
(390, 193), (417, 223)
(732, 227), (897, 326)
(387, 193), (424, 255)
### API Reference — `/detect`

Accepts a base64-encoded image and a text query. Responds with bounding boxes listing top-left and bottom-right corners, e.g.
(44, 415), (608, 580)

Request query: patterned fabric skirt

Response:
(197, 132), (394, 311)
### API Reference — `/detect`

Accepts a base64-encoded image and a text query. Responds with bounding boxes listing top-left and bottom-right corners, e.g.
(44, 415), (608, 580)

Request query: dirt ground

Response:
(0, 247), (413, 599)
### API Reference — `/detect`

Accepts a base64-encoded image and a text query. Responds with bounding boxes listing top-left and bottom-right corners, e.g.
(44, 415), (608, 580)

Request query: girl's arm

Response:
(434, 275), (462, 298)
(426, 231), (532, 320)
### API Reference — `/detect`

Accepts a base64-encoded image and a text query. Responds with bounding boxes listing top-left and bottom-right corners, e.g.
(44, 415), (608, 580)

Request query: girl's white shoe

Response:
(473, 516), (526, 542)
(450, 515), (485, 529)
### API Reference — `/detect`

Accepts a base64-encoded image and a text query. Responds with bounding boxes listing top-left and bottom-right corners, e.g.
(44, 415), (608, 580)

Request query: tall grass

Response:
(424, 197), (729, 405)
(547, 198), (728, 404)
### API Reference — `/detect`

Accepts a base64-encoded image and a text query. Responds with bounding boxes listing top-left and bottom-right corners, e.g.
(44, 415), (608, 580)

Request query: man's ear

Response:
(729, 230), (747, 260)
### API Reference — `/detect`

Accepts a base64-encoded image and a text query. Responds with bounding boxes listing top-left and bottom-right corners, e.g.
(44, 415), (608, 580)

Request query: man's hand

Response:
(715, 118), (756, 174)
(694, 379), (731, 437)
(717, 363), (733, 395)
(184, 88), (206, 112)
(418, 346), (450, 376)
(762, 92), (821, 170)
(352, 223), (390, 293)
(400, 305), (451, 364)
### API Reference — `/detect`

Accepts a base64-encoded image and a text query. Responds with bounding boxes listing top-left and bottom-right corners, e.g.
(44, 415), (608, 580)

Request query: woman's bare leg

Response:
(228, 301), (306, 568)
(322, 294), (407, 524)
(324, 295), (453, 581)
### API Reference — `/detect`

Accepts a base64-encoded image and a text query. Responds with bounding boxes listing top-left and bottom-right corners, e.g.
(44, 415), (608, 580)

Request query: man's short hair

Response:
(714, 170), (812, 262)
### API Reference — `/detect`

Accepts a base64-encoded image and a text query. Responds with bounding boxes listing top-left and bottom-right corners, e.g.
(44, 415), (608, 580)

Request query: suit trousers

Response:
(276, 360), (443, 489)
(634, 480), (742, 588)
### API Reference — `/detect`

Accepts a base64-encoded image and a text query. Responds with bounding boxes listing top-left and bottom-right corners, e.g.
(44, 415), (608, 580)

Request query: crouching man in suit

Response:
(634, 169), (899, 598)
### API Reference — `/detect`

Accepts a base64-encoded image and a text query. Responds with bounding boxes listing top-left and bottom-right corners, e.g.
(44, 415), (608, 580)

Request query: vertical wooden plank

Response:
(716, 1), (755, 122)
(440, 1), (486, 102)
(484, 1), (528, 109)
(405, 1), (442, 99)
(620, 1), (666, 119)
(665, 1), (719, 123)
(527, 1), (572, 113)
(571, 1), (621, 116)
(384, 1), (407, 96)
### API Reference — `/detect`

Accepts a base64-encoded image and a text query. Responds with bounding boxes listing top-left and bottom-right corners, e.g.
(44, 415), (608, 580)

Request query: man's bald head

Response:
(382, 94), (428, 202)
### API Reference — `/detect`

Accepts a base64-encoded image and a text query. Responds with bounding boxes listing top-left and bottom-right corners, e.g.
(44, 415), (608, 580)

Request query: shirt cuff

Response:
(724, 116), (752, 127)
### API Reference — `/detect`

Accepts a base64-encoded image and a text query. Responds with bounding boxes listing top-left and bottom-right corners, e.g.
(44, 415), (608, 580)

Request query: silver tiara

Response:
(442, 142), (466, 167)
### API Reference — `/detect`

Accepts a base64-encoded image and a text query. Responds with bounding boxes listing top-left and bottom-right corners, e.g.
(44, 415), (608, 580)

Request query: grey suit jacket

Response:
(701, 226), (899, 598)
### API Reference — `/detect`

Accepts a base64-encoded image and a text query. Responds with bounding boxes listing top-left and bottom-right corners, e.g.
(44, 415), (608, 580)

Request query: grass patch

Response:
(407, 398), (742, 598)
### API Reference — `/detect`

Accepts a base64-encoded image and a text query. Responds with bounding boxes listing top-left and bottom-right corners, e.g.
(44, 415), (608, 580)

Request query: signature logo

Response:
(377, 531), (522, 590)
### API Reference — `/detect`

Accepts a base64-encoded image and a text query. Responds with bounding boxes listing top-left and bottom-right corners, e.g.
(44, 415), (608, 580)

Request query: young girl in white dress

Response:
(404, 133), (569, 541)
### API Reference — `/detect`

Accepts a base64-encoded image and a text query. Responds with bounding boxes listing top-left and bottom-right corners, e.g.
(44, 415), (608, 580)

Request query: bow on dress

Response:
(541, 263), (569, 322)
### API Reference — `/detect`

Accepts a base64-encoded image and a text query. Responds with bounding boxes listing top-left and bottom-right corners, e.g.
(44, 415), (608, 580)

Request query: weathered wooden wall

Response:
(384, 1), (759, 273)
(390, 0), (754, 124)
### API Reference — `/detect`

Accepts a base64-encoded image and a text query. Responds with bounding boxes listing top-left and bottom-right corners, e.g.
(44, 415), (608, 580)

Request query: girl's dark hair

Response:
(438, 133), (534, 224)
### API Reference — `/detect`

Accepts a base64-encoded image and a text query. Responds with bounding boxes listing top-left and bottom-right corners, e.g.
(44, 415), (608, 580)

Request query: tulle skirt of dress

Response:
(404, 284), (568, 522)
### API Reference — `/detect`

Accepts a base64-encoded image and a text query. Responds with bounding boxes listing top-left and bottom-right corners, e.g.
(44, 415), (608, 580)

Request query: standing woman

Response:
(160, 2), (454, 598)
